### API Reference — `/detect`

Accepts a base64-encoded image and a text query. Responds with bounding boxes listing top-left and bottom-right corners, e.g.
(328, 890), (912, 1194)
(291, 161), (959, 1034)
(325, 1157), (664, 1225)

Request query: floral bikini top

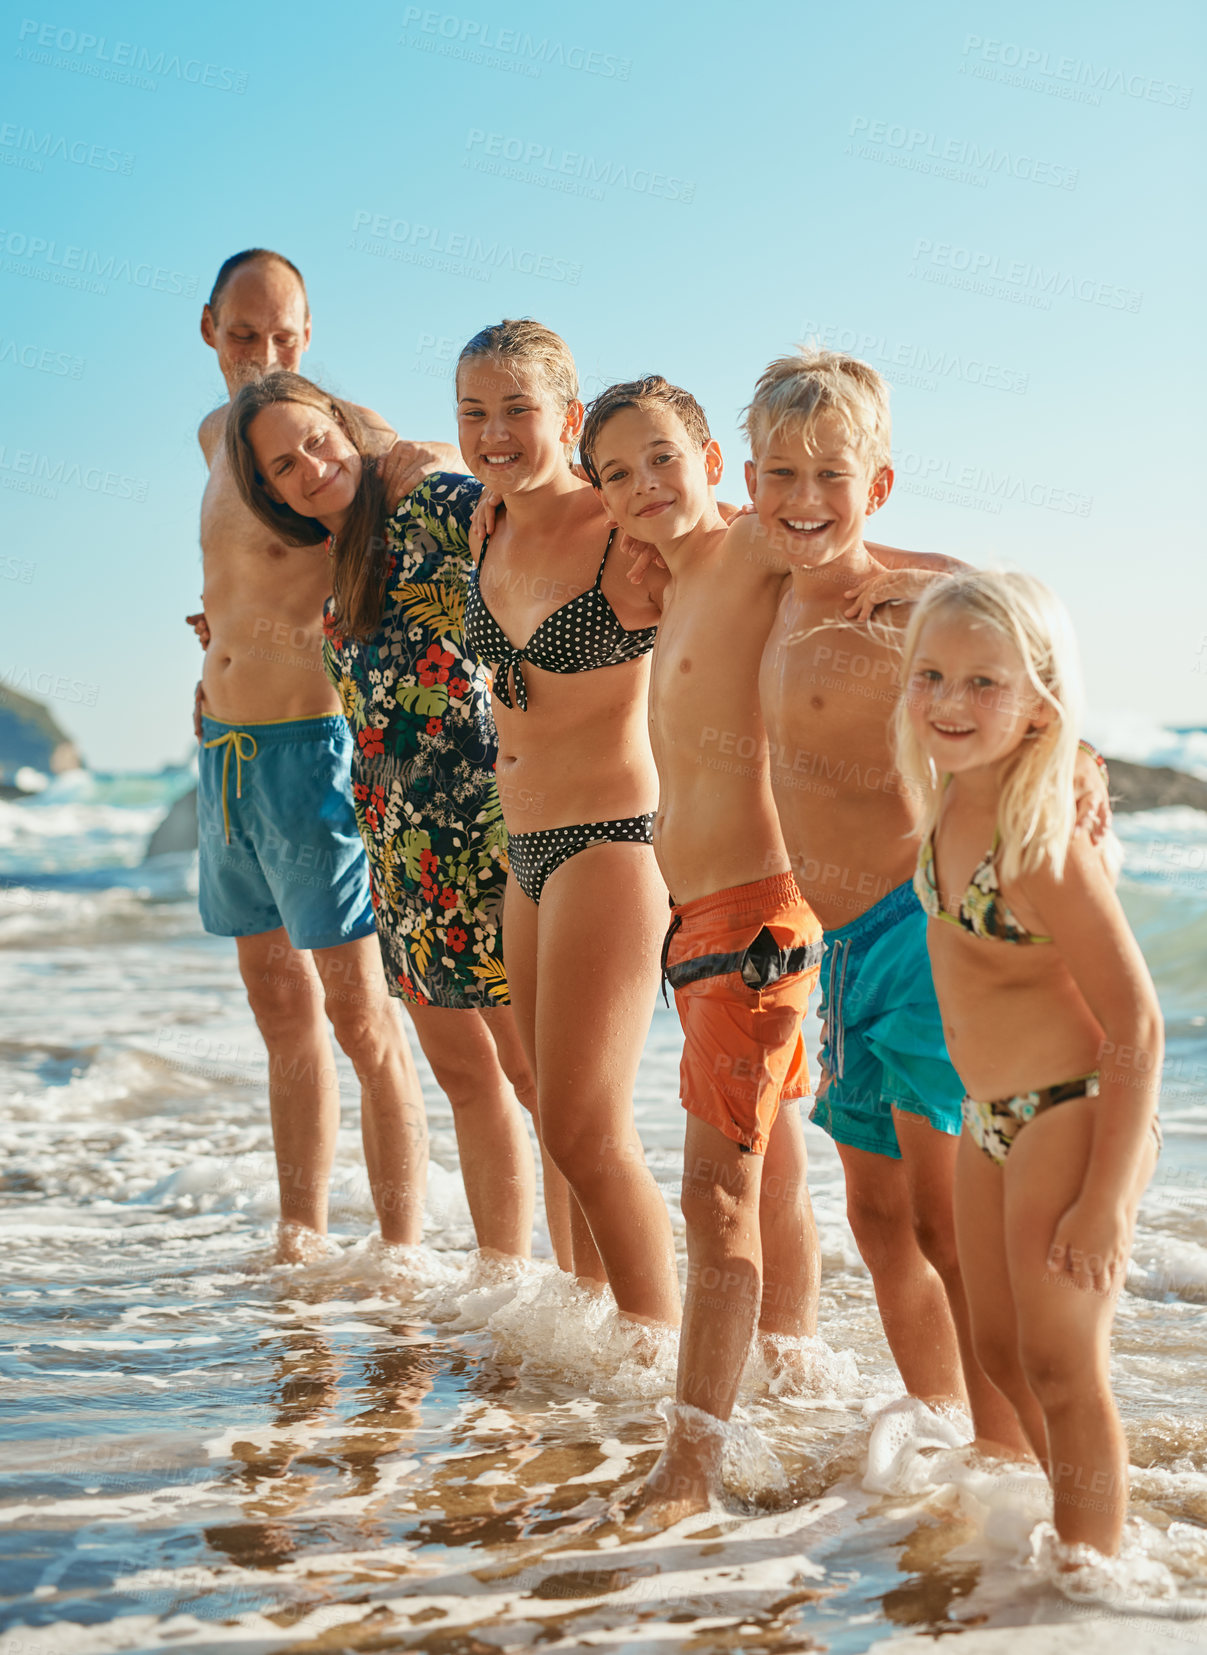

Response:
(464, 528), (658, 711)
(914, 828), (1052, 945)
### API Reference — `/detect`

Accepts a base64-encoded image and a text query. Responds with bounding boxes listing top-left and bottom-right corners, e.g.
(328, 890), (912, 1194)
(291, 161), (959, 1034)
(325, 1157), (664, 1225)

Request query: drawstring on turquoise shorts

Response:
(202, 729), (258, 844)
(827, 936), (852, 1080)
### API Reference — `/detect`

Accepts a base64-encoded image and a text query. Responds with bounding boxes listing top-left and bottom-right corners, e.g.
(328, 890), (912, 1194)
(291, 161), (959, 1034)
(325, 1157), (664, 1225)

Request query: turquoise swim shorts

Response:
(810, 880), (964, 1160)
(198, 714), (375, 952)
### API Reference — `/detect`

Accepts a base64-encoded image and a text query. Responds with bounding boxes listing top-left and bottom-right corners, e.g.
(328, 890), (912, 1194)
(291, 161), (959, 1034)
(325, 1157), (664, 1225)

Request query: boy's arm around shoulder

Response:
(844, 541), (972, 623)
(616, 532), (669, 613)
(707, 517), (791, 644)
(720, 512), (790, 584)
(865, 540), (969, 574)
(621, 516), (780, 616)
(1017, 834), (1162, 1290)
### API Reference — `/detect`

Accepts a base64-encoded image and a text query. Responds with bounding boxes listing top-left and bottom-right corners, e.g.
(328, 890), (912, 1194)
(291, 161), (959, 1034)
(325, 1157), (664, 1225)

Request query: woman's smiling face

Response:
(249, 401), (362, 531)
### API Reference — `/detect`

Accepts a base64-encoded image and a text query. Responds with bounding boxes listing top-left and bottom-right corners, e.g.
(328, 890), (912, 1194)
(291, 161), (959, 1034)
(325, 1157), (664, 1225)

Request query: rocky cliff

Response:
(0, 684), (82, 787)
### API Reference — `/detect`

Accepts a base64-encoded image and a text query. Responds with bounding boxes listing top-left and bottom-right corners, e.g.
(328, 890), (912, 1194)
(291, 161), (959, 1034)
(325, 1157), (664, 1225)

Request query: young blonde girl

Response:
(894, 568), (1161, 1560)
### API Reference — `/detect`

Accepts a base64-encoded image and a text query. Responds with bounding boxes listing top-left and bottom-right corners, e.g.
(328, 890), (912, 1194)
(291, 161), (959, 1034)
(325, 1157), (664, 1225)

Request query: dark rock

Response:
(0, 684), (82, 784)
(1105, 758), (1207, 815)
(144, 785), (198, 858)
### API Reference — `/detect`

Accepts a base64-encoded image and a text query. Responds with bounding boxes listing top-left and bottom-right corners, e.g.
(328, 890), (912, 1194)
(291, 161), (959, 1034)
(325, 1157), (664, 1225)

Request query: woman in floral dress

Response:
(324, 470), (509, 1010)
(225, 370), (539, 1262)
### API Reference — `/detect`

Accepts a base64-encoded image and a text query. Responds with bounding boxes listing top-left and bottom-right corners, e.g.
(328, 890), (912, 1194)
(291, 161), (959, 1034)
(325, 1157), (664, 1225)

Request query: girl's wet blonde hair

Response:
(456, 319), (580, 466)
(893, 569), (1085, 882)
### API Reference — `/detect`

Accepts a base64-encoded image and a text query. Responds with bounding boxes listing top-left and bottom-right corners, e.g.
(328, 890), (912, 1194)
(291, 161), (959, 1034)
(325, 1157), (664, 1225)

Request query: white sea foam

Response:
(860, 1394), (972, 1496)
(1084, 713), (1207, 780)
(1026, 1518), (1207, 1616)
(2, 758), (1206, 1653)
(1128, 1236), (1207, 1303)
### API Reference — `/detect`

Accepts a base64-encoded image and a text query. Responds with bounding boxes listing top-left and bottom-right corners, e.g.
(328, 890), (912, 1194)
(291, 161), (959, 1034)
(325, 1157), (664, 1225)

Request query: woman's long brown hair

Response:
(225, 371), (390, 640)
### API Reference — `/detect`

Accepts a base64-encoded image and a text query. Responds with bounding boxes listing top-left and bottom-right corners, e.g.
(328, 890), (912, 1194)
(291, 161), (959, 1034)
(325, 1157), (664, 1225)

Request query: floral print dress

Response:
(322, 473), (509, 1008)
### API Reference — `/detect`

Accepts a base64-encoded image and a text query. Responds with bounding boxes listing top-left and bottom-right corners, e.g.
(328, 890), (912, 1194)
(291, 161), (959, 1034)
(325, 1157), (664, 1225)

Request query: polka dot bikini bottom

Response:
(507, 813), (656, 904)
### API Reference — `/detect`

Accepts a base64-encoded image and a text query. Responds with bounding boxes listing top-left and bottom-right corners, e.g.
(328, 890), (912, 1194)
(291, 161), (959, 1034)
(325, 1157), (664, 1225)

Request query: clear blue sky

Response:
(2, 0), (1203, 771)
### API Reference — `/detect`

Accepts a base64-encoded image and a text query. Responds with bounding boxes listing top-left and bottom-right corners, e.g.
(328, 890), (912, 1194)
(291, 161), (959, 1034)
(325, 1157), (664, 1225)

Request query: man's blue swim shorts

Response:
(198, 714), (374, 952)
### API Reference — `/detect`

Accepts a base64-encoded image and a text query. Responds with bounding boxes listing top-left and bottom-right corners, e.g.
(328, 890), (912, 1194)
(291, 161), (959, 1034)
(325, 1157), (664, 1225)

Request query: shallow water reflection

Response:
(3, 876), (1207, 1652)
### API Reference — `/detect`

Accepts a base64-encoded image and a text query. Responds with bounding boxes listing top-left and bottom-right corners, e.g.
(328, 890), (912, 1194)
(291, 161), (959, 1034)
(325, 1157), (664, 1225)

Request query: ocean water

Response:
(2, 766), (1207, 1655)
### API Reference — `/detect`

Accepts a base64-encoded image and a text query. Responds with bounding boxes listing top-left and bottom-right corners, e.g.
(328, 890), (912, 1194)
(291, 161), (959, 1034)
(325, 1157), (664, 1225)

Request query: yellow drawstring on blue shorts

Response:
(202, 729), (258, 844)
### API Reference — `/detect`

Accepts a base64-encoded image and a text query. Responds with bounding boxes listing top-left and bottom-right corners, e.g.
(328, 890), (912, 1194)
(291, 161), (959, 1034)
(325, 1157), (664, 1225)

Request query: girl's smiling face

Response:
(906, 611), (1050, 774)
(456, 360), (582, 494)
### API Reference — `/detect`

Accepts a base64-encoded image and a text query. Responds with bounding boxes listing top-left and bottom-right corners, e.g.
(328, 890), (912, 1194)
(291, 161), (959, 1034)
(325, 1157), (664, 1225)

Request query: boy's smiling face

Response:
(745, 411), (891, 568)
(592, 403), (721, 546)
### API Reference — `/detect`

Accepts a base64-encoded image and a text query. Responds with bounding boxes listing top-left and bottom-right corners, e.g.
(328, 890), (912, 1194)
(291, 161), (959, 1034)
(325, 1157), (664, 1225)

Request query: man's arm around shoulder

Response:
(198, 405), (227, 467)
(347, 402), (466, 504)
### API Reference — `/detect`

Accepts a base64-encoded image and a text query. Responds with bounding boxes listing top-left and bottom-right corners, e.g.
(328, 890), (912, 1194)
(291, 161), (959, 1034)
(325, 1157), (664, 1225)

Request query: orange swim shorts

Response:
(663, 871), (824, 1156)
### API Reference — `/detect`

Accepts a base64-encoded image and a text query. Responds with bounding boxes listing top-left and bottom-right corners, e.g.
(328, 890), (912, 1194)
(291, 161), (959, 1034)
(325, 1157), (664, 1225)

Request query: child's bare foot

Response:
(756, 1331), (861, 1400)
(274, 1220), (330, 1264)
(467, 1246), (529, 1283)
(616, 1454), (712, 1536)
(970, 1434), (1038, 1462)
(759, 1332), (816, 1394)
(622, 1402), (726, 1531)
(616, 1311), (673, 1367)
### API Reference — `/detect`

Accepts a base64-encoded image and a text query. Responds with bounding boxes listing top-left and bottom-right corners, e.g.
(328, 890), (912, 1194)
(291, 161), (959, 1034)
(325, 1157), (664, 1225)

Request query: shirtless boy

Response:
(194, 248), (456, 1260)
(754, 348), (1103, 1453)
(579, 378), (825, 1513)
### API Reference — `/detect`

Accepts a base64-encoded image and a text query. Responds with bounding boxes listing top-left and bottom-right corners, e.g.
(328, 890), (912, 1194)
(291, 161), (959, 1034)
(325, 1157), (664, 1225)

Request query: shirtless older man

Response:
(192, 247), (457, 1260)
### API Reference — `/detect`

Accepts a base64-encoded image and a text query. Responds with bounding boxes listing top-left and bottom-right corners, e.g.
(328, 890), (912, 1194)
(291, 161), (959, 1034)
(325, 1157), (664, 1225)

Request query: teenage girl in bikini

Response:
(897, 569), (1162, 1562)
(457, 319), (681, 1330)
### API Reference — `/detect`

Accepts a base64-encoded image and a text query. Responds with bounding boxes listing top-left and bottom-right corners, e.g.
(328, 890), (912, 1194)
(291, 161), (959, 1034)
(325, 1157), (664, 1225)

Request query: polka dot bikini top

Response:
(464, 528), (657, 710)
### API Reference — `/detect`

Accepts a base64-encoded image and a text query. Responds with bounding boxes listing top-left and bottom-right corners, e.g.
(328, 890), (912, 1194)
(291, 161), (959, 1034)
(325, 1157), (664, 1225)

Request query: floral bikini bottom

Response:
(963, 1072), (1163, 1167)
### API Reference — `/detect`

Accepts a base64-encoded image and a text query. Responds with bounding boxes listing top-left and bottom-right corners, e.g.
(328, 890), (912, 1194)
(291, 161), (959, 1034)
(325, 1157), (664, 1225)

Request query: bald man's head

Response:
(201, 250), (311, 399)
(208, 248), (308, 318)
